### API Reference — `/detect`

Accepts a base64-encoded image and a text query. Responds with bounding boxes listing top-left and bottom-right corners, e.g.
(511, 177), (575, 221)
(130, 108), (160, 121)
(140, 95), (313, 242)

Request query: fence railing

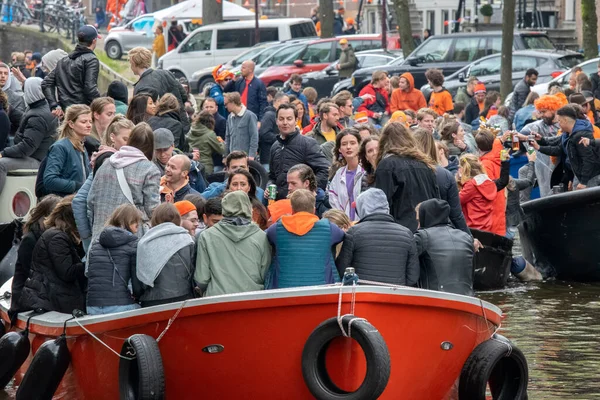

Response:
(1, 0), (87, 43)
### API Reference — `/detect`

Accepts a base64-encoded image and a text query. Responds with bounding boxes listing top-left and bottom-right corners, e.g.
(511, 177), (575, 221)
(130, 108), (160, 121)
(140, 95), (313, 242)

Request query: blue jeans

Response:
(87, 304), (140, 315)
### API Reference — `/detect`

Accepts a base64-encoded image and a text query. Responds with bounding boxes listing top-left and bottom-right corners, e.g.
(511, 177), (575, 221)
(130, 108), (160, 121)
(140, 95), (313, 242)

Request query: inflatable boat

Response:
(520, 187), (600, 281)
(0, 277), (528, 399)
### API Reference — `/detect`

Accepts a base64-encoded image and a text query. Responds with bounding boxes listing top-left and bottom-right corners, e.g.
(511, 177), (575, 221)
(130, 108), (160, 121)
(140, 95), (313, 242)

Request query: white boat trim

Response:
(0, 278), (501, 329)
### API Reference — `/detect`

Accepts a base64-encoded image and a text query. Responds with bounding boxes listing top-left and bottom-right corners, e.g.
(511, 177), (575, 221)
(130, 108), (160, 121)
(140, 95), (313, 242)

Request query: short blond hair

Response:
(417, 108), (438, 121)
(129, 47), (152, 70)
(371, 70), (388, 84)
(224, 92), (242, 107)
(290, 189), (315, 214)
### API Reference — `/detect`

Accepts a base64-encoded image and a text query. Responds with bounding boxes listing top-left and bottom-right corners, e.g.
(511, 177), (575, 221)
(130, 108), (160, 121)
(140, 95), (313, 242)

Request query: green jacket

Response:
(195, 221), (271, 297)
(338, 46), (357, 78)
(186, 123), (225, 174)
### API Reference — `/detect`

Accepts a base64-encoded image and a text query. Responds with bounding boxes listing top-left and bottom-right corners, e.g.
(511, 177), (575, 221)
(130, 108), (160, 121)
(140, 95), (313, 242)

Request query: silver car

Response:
(104, 14), (156, 60)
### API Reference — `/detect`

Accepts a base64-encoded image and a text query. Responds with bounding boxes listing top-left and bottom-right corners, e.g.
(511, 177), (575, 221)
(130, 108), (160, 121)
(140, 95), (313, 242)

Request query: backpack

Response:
(35, 157), (49, 200)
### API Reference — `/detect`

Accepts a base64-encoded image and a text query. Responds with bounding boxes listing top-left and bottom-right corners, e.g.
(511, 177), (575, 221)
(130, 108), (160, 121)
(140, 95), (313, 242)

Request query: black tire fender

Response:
(459, 337), (528, 400)
(248, 160), (269, 190)
(301, 315), (390, 400)
(119, 334), (165, 400)
(16, 335), (70, 400)
(0, 330), (31, 389)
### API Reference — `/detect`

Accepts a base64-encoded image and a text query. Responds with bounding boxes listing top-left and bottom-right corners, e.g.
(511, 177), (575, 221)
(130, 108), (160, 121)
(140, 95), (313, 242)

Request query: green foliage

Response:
(479, 4), (494, 17)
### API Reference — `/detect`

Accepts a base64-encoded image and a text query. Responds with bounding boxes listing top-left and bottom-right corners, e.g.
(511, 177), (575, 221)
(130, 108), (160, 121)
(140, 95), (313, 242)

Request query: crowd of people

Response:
(3, 24), (599, 316)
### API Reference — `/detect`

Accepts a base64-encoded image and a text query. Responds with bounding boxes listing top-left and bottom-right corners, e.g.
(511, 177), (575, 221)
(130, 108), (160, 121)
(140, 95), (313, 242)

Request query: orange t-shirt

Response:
(428, 90), (454, 116)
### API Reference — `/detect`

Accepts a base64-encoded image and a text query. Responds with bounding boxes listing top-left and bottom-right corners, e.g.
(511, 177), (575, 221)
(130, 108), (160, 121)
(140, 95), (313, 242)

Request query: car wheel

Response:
(171, 70), (187, 81)
(106, 41), (122, 60)
(198, 77), (215, 95)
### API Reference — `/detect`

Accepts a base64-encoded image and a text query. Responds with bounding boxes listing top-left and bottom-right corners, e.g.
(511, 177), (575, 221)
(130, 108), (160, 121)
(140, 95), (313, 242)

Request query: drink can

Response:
(500, 149), (509, 161)
(552, 185), (563, 195)
(268, 184), (277, 200)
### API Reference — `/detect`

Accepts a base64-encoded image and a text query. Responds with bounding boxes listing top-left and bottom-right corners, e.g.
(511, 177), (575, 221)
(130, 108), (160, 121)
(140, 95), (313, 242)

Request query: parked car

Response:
(283, 50), (399, 99)
(158, 18), (317, 80)
(331, 54), (407, 97)
(532, 57), (600, 95)
(420, 50), (583, 100)
(257, 34), (392, 87)
(104, 13), (157, 60)
(188, 41), (312, 95)
(350, 31), (564, 96)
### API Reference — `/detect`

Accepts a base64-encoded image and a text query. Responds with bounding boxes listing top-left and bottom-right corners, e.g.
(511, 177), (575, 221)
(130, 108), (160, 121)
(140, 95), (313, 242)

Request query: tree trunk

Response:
(582, 0), (598, 60)
(392, 0), (415, 58)
(319, 0), (334, 39)
(202, 0), (223, 26)
(500, 0), (516, 101)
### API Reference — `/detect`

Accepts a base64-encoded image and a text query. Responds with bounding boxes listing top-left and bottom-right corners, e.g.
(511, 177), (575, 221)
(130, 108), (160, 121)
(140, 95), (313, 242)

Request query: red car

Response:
(258, 34), (397, 87)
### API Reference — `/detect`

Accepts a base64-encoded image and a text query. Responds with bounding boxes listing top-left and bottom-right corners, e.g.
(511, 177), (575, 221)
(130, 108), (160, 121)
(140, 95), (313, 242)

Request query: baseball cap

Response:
(77, 25), (101, 43)
(154, 128), (175, 149)
(339, 38), (348, 45)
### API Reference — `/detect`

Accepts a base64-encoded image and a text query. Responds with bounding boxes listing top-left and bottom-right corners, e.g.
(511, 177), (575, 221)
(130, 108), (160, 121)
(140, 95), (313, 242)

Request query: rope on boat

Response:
(336, 282), (366, 338)
(72, 299), (189, 360)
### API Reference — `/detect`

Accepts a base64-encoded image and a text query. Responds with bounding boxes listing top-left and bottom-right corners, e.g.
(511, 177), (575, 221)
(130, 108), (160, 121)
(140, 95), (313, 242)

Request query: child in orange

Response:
(425, 68), (453, 116)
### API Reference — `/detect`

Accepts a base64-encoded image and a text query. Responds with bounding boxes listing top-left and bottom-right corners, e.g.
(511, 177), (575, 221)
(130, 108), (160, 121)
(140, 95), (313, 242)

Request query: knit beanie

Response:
(174, 200), (196, 217)
(107, 81), (129, 104)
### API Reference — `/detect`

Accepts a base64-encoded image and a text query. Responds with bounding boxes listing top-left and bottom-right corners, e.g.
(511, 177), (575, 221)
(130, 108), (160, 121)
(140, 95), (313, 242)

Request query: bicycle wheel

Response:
(13, 8), (23, 26)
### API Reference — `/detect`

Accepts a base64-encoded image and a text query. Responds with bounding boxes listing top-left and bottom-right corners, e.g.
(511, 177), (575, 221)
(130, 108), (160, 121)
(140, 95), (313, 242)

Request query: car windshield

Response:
(411, 38), (451, 62)
(231, 47), (269, 66)
(389, 56), (405, 66)
(254, 46), (283, 64)
(522, 35), (555, 50)
(266, 44), (305, 66)
(556, 55), (584, 69)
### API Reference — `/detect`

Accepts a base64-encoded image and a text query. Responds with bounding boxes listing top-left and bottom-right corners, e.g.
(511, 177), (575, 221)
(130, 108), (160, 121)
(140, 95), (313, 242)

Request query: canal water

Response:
(479, 281), (600, 399)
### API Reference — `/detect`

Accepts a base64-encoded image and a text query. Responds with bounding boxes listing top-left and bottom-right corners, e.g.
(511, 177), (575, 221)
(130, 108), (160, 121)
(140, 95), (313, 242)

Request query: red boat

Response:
(0, 278), (528, 399)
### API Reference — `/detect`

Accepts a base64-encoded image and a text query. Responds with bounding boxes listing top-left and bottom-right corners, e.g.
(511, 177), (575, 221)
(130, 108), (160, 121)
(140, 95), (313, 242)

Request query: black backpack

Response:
(35, 156), (49, 200)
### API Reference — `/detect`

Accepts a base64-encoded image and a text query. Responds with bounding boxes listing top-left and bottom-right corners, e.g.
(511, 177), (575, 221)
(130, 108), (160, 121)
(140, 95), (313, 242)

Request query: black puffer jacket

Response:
(11, 225), (43, 312)
(87, 227), (141, 307)
(336, 213), (419, 286)
(268, 130), (330, 200)
(20, 228), (86, 313)
(258, 106), (278, 164)
(134, 68), (190, 136)
(414, 199), (474, 296)
(2, 99), (57, 161)
(435, 166), (469, 235)
(375, 154), (440, 232)
(42, 45), (100, 110)
(148, 111), (185, 150)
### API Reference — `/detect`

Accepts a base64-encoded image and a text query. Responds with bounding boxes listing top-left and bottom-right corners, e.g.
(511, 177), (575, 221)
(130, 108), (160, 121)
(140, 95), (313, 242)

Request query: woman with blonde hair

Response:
(43, 105), (92, 196)
(148, 93), (187, 150)
(413, 128), (469, 234)
(87, 97), (116, 157)
(458, 154), (497, 231)
(374, 122), (439, 232)
(20, 195), (87, 314)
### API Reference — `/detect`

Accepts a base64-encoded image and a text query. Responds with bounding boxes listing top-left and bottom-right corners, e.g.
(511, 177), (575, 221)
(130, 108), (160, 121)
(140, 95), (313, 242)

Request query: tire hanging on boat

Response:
(301, 315), (391, 400)
(119, 334), (165, 400)
(0, 329), (31, 389)
(16, 335), (71, 400)
(459, 336), (528, 400)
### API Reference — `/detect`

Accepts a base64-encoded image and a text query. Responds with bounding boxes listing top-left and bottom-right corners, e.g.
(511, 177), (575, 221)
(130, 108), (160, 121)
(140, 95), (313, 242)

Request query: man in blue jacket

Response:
(224, 60), (268, 122)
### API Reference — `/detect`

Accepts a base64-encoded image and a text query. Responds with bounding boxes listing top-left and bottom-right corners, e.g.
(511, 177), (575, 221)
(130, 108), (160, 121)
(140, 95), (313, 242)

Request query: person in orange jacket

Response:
(390, 72), (427, 113)
(476, 129), (509, 236)
(357, 70), (391, 125)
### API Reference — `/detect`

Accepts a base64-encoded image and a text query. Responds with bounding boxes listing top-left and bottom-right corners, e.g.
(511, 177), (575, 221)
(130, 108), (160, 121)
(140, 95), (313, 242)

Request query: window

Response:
(361, 55), (393, 68)
(267, 44), (304, 66)
(442, 10), (449, 34)
(181, 30), (212, 53)
(555, 55), (584, 69)
(468, 56), (501, 77)
(451, 37), (485, 62)
(300, 42), (333, 64)
(259, 28), (279, 43)
(232, 46), (270, 67)
(217, 29), (254, 49)
(352, 40), (378, 52)
(487, 36), (502, 55)
(413, 38), (452, 62)
(521, 35), (555, 50)
(513, 56), (539, 72)
(426, 10), (435, 34)
(290, 22), (317, 38)
(255, 46), (281, 65)
(131, 17), (153, 32)
(389, 56), (405, 66)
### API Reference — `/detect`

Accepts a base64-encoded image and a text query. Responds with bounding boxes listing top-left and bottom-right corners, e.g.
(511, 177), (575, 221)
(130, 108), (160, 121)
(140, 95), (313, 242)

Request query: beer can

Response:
(552, 185), (563, 194)
(500, 148), (509, 161)
(268, 184), (277, 200)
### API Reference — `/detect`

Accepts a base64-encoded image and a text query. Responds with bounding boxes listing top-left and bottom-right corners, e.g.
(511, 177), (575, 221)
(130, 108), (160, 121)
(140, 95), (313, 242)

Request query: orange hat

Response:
(174, 200), (196, 216)
(212, 64), (234, 83)
(390, 111), (407, 125)
(534, 95), (563, 112)
(474, 82), (486, 94)
(346, 17), (355, 25)
(339, 38), (348, 45)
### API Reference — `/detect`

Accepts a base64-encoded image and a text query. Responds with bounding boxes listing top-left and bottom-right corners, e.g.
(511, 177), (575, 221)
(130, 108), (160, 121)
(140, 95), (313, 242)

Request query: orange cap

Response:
(174, 200), (196, 216)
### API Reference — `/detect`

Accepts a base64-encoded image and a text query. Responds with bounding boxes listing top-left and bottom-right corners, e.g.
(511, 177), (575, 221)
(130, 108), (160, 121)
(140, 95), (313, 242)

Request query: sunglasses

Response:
(224, 78), (232, 82)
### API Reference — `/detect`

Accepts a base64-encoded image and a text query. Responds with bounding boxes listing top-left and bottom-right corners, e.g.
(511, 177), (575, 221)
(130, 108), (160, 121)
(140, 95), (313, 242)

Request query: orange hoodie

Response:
(479, 139), (506, 236)
(390, 73), (428, 113)
(281, 212), (320, 236)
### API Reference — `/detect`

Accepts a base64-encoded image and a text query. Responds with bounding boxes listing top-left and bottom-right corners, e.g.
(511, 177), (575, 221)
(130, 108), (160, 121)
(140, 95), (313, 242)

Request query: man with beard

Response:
(519, 95), (562, 198)
(510, 68), (539, 121)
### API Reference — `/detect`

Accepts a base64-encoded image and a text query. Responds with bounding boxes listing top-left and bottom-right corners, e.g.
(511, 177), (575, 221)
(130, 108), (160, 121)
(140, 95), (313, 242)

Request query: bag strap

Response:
(116, 168), (134, 205)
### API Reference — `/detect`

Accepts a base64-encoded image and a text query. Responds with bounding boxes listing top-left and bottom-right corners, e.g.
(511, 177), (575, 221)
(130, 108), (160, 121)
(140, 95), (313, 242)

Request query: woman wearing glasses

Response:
(210, 65), (234, 119)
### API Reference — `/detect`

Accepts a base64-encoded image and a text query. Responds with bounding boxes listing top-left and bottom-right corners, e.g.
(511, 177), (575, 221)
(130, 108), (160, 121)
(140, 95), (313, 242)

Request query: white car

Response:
(103, 14), (156, 60)
(532, 57), (599, 95)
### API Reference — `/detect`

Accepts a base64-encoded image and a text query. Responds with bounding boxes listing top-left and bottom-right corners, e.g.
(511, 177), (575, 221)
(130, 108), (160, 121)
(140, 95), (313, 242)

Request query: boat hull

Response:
(0, 284), (501, 399)
(471, 229), (513, 290)
(521, 187), (600, 281)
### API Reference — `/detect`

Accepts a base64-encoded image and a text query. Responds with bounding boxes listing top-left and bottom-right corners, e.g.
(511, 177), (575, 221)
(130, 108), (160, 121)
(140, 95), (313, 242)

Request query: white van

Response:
(157, 18), (317, 81)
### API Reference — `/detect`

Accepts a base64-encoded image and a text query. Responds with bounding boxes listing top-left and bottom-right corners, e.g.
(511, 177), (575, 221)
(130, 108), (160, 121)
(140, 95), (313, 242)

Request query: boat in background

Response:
(521, 187), (600, 281)
(0, 278), (528, 399)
